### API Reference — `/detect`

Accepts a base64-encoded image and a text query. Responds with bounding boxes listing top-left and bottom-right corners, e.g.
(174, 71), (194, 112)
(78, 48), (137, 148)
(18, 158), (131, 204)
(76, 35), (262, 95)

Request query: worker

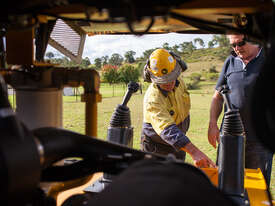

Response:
(208, 34), (273, 185)
(141, 48), (215, 168)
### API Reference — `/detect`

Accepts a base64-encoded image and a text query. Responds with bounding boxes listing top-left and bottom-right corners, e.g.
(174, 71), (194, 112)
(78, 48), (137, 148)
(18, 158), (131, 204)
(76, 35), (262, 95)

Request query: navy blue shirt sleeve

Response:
(160, 123), (191, 151)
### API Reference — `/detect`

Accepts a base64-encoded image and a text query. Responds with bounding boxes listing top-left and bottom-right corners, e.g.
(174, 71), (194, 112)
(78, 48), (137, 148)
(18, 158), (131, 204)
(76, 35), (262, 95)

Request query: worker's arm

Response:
(160, 124), (215, 168)
(208, 90), (224, 148)
(145, 96), (215, 168)
(161, 124), (215, 168)
(181, 142), (216, 168)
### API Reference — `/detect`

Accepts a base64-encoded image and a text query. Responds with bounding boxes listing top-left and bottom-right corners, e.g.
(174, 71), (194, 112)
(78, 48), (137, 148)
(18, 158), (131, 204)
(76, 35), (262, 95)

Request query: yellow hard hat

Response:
(147, 49), (182, 84)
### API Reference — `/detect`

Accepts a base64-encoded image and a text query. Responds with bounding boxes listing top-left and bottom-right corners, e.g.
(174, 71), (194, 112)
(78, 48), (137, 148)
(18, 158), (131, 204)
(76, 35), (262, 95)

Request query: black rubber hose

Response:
(41, 159), (97, 181)
(109, 81), (139, 127)
(109, 105), (131, 127)
(218, 85), (244, 136)
(33, 127), (148, 167)
(33, 127), (164, 181)
(222, 110), (244, 136)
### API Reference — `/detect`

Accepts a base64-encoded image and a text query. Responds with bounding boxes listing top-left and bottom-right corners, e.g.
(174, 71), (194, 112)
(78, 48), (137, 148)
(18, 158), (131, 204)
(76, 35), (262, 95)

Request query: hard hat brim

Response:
(150, 61), (182, 84)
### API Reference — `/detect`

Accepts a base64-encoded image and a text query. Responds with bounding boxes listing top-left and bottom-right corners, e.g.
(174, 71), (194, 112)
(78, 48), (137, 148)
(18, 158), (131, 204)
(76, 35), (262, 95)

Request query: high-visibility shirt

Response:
(142, 75), (191, 150)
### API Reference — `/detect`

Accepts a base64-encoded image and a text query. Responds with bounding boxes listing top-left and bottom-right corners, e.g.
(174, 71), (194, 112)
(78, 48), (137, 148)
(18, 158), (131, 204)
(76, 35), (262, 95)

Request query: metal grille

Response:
(49, 19), (86, 64)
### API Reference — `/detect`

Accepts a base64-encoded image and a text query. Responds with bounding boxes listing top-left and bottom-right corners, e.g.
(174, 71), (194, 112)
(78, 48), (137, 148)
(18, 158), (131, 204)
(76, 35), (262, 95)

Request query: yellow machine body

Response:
(202, 168), (274, 206)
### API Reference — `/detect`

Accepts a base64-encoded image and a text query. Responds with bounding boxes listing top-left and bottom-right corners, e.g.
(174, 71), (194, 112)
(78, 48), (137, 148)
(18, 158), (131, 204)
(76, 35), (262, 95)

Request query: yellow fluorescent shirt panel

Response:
(143, 75), (191, 135)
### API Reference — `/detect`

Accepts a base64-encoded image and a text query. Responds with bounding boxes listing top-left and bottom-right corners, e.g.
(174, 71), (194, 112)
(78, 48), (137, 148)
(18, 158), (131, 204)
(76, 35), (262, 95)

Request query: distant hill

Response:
(181, 47), (230, 63)
(184, 61), (224, 77)
(181, 47), (229, 76)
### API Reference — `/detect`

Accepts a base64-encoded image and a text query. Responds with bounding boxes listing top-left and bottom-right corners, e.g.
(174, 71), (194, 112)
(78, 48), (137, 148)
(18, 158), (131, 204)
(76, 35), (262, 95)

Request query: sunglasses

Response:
(231, 39), (246, 48)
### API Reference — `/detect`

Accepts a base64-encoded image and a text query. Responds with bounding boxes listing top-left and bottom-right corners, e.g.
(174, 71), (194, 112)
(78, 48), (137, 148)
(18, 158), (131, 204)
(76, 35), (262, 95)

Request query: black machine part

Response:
(218, 86), (244, 136)
(32, 127), (165, 182)
(107, 81), (139, 146)
(0, 75), (41, 204)
(217, 85), (246, 205)
(1, 120), (167, 205)
(251, 24), (275, 152)
(87, 82), (139, 193)
(63, 158), (237, 206)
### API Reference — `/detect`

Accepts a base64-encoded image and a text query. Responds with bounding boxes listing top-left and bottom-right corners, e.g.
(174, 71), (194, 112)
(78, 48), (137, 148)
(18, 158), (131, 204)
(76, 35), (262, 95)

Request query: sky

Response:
(47, 33), (213, 63)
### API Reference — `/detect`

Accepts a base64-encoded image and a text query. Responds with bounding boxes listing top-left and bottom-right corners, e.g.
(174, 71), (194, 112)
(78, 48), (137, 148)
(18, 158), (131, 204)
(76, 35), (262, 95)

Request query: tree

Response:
(101, 55), (109, 66)
(101, 64), (120, 97)
(118, 64), (140, 85)
(179, 41), (196, 54)
(124, 50), (136, 63)
(208, 41), (215, 48)
(209, 35), (231, 60)
(162, 43), (171, 51)
(101, 64), (120, 85)
(136, 61), (146, 75)
(171, 45), (180, 55)
(211, 35), (230, 47)
(109, 53), (124, 66)
(142, 49), (155, 60)
(45, 52), (54, 59)
(94, 58), (102, 69)
(194, 38), (205, 48)
(81, 57), (91, 68)
(53, 56), (70, 65)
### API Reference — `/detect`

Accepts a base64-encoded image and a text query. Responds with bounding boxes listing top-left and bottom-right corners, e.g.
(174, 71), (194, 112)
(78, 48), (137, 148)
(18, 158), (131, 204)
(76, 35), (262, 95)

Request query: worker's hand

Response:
(208, 122), (220, 149)
(181, 143), (216, 168)
(192, 149), (216, 168)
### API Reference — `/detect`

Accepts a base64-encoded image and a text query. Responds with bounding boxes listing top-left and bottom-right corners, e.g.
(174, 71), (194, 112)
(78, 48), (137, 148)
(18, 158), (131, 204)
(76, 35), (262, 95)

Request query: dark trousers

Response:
(217, 140), (273, 186)
(245, 141), (273, 186)
(141, 136), (186, 161)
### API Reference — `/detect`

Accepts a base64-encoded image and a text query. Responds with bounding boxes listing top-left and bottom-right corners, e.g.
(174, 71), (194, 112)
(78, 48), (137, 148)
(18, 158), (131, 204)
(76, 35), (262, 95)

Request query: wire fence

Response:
(8, 82), (148, 106)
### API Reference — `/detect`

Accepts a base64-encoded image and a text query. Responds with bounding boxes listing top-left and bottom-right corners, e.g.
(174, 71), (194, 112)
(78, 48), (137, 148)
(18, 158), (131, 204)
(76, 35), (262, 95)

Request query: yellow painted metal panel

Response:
(201, 168), (218, 186)
(202, 168), (267, 190)
(246, 189), (272, 206)
(202, 168), (273, 206)
(245, 168), (267, 190)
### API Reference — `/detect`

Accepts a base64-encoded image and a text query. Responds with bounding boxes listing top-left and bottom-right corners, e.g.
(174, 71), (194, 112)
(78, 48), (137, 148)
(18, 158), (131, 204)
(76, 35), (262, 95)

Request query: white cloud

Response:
(47, 33), (213, 63)
(83, 33), (213, 63)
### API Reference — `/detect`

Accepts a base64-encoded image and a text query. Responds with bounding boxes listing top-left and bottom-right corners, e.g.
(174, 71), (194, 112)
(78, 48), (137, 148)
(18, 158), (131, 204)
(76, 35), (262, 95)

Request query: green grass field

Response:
(63, 80), (275, 198)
